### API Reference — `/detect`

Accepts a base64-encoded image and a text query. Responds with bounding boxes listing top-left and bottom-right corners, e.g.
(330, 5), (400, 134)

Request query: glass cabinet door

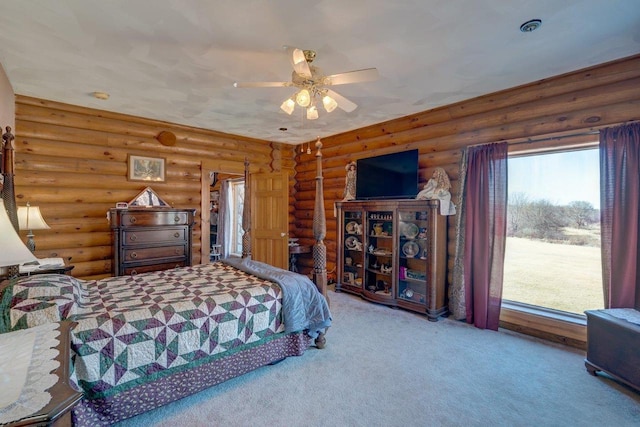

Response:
(364, 210), (394, 297)
(397, 210), (429, 306)
(342, 210), (364, 290)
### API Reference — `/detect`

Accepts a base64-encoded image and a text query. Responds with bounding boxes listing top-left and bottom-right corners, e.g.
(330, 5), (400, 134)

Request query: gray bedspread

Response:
(222, 257), (331, 338)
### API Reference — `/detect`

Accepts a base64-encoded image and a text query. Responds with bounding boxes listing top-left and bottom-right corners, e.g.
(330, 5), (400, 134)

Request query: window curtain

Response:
(217, 179), (231, 259)
(457, 142), (508, 330)
(599, 122), (640, 309)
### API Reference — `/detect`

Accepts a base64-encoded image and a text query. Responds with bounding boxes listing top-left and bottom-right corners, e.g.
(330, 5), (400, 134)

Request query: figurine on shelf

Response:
(354, 223), (363, 235)
(343, 161), (357, 201)
(416, 167), (456, 216)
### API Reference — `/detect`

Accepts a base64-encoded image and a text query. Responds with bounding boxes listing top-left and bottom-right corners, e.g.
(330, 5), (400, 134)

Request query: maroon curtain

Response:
(600, 122), (640, 309)
(463, 142), (508, 330)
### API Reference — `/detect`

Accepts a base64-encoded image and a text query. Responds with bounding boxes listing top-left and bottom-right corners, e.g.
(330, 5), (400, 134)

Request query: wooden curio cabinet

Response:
(336, 199), (447, 320)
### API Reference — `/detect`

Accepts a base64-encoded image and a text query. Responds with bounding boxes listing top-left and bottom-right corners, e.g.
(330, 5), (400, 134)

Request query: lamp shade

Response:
(0, 200), (38, 267)
(322, 95), (338, 113)
(280, 98), (295, 115)
(18, 204), (50, 231)
(306, 106), (319, 120)
(295, 89), (311, 107)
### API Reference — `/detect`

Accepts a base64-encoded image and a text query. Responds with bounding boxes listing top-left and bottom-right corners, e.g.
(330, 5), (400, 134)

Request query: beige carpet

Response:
(115, 290), (640, 426)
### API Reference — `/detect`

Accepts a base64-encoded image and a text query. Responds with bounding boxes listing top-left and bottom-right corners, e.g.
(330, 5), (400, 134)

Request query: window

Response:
(503, 147), (603, 315)
(228, 179), (245, 256)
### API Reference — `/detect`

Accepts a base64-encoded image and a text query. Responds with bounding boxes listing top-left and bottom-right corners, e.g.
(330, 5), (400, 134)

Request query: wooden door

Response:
(250, 171), (289, 269)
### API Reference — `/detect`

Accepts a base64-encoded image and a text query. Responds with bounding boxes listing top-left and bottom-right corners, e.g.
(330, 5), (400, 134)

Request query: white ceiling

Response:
(0, 0), (639, 145)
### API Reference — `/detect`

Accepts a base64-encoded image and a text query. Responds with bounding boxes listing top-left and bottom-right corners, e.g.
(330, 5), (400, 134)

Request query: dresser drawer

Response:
(123, 261), (187, 276)
(123, 245), (186, 262)
(120, 211), (192, 227)
(122, 227), (187, 245)
(110, 207), (194, 276)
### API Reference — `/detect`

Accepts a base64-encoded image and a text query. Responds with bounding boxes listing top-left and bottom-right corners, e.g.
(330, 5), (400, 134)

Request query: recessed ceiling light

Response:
(92, 91), (110, 100)
(520, 19), (542, 33)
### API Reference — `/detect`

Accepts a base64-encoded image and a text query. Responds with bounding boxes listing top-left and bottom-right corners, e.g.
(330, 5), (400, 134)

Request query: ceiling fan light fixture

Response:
(306, 106), (319, 120)
(280, 98), (295, 115)
(295, 89), (311, 107)
(322, 95), (338, 113)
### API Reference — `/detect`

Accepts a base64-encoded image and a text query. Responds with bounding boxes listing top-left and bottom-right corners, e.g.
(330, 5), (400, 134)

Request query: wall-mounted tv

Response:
(356, 149), (419, 200)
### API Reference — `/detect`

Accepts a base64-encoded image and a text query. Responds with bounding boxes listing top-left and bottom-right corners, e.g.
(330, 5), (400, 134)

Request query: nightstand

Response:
(18, 265), (74, 277)
(289, 244), (311, 273)
(0, 321), (82, 426)
(18, 265), (75, 277)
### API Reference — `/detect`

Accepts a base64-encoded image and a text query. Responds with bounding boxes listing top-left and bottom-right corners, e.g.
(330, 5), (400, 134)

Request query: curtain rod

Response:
(469, 121), (639, 148)
(468, 130), (600, 148)
(510, 130), (599, 146)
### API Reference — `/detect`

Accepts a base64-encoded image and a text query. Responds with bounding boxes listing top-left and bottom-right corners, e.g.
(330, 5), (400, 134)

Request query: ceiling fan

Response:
(233, 46), (378, 120)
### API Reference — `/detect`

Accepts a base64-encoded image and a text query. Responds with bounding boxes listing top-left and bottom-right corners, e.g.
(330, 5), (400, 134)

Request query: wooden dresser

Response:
(109, 208), (195, 276)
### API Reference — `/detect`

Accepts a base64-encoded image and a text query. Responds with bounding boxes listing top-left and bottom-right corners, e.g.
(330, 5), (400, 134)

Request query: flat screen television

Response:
(356, 149), (419, 200)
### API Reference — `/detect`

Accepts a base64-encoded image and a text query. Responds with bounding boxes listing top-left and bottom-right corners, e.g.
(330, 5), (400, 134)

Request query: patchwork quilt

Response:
(0, 263), (291, 399)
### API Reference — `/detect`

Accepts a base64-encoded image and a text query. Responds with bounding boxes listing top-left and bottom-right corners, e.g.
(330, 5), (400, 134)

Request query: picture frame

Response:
(127, 155), (166, 182)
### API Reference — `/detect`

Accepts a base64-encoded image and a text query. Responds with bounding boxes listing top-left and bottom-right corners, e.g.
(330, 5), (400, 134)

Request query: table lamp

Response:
(18, 202), (50, 252)
(0, 200), (38, 278)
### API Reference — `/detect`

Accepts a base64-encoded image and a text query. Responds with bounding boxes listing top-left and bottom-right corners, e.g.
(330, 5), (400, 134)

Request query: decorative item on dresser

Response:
(336, 199), (448, 321)
(109, 207), (195, 276)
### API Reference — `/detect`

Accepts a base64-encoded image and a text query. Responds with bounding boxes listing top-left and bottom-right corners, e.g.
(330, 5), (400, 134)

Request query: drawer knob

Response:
(174, 216), (180, 222)
(175, 248), (181, 254)
(129, 234), (137, 241)
(174, 232), (180, 238)
(130, 252), (138, 259)
(129, 217), (137, 224)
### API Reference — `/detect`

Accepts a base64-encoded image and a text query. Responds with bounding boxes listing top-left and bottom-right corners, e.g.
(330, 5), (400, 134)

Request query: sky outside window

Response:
(509, 148), (600, 209)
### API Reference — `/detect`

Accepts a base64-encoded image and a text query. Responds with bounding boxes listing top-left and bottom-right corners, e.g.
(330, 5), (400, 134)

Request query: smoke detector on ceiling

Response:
(520, 19), (542, 33)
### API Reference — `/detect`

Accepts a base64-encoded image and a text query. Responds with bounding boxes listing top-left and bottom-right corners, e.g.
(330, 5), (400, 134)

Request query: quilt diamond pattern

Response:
(68, 264), (284, 397)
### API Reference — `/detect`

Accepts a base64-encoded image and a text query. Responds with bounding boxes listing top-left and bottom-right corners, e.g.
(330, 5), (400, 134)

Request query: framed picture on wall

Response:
(128, 155), (166, 182)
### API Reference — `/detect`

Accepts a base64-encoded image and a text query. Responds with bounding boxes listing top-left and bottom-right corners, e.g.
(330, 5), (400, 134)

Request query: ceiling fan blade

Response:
(284, 46), (312, 78)
(233, 81), (291, 88)
(326, 89), (357, 113)
(327, 68), (379, 85)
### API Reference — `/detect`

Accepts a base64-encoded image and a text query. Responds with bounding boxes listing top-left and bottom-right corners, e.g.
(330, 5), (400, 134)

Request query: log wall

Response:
(10, 54), (640, 289)
(292, 54), (640, 291)
(14, 96), (294, 280)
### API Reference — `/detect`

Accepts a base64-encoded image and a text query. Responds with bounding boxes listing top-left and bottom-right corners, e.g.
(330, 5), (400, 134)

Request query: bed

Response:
(0, 256), (331, 425)
(0, 129), (332, 425)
